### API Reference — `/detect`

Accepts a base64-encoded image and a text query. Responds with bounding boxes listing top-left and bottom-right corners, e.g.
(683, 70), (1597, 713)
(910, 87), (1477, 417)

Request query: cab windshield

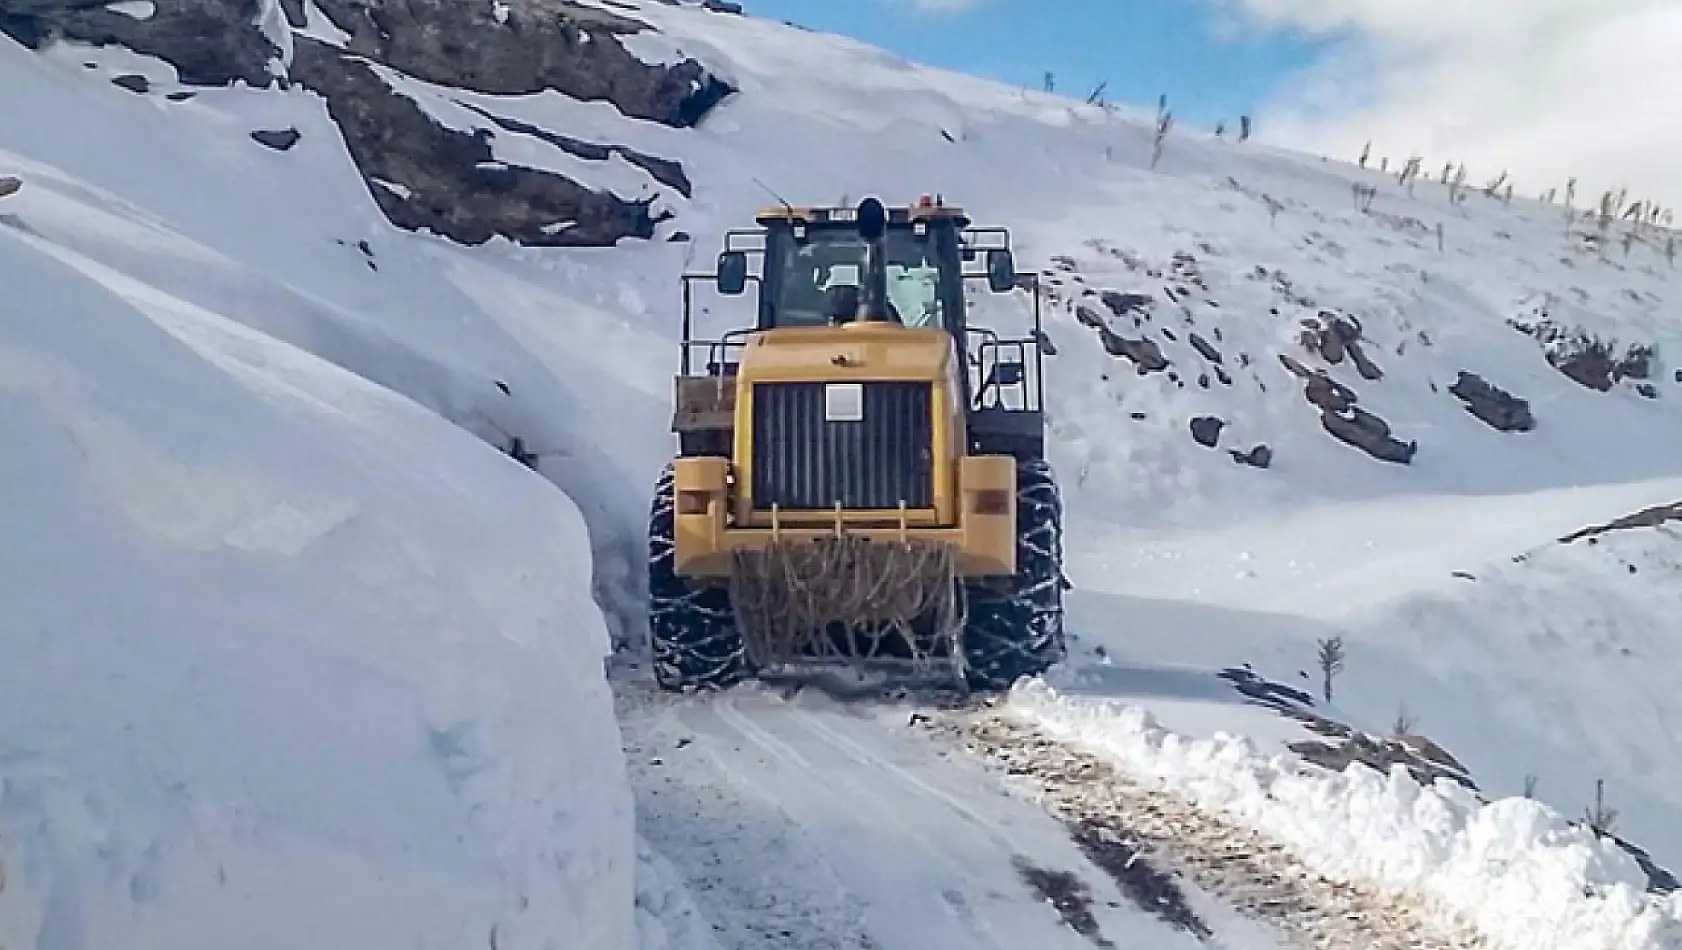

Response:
(766, 227), (953, 329)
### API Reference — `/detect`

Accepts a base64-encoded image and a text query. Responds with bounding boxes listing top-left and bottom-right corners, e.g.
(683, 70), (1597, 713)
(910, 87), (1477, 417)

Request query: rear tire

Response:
(961, 458), (1066, 691)
(648, 463), (751, 691)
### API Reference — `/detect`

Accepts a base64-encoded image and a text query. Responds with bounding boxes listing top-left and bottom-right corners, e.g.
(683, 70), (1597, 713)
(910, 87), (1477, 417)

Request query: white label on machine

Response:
(825, 382), (864, 422)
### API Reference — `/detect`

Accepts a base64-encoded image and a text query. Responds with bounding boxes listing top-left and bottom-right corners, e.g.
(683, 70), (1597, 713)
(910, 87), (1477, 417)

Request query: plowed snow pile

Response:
(1010, 680), (1682, 950)
(0, 212), (632, 948)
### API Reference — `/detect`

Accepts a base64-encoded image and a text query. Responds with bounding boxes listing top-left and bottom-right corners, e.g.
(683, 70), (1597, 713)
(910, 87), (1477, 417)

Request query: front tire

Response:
(961, 458), (1067, 691)
(647, 463), (750, 691)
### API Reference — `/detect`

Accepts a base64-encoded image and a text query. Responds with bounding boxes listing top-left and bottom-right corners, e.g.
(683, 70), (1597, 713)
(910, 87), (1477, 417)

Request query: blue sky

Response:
(738, 0), (1330, 130)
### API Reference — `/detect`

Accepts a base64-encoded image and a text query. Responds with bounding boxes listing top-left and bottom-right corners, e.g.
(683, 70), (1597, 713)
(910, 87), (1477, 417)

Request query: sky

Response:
(740, 0), (1326, 131)
(739, 0), (1682, 211)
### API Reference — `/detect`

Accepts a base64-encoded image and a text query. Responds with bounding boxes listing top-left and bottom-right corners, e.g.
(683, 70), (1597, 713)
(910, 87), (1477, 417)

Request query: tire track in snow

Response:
(619, 679), (1219, 950)
(924, 705), (1492, 950)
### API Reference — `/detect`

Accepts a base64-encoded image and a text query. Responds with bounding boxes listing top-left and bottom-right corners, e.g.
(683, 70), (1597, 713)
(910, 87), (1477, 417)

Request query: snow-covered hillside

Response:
(4, 0), (1682, 947)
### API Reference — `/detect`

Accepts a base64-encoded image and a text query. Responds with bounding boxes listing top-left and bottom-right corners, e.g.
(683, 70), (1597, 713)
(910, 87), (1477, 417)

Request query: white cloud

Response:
(1223, 0), (1682, 208)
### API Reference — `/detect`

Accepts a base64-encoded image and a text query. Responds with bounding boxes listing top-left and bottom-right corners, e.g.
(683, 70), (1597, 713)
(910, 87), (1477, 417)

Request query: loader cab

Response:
(711, 198), (1018, 343)
(685, 196), (1046, 459)
(757, 218), (963, 332)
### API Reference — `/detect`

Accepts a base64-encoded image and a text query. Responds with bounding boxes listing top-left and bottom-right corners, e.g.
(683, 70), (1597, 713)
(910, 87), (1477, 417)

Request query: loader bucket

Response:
(726, 534), (966, 678)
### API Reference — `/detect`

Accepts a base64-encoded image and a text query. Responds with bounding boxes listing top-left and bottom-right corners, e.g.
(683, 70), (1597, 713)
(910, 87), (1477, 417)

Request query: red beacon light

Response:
(917, 194), (934, 207)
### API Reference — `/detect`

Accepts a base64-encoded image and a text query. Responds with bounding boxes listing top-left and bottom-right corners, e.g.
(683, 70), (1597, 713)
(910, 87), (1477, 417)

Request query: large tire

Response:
(648, 463), (751, 691)
(961, 457), (1067, 691)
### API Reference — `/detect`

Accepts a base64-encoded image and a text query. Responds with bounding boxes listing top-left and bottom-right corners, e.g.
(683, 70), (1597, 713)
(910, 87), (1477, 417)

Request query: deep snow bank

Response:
(0, 219), (633, 947)
(1010, 679), (1682, 950)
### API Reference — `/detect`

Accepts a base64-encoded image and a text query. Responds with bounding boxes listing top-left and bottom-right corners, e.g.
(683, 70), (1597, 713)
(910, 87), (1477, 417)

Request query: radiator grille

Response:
(750, 381), (934, 510)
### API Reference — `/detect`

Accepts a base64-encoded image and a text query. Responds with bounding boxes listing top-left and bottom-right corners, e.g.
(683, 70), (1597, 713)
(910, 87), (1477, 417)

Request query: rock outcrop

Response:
(291, 38), (663, 246)
(1448, 371), (1535, 432)
(305, 0), (732, 128)
(0, 0), (734, 247)
(1278, 353), (1416, 464)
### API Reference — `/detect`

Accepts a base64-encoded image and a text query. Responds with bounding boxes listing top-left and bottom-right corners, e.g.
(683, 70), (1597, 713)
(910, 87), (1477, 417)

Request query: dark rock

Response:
(1074, 304), (1106, 329)
(1188, 332), (1223, 365)
(1277, 353), (1313, 379)
(1096, 328), (1170, 374)
(1560, 502), (1682, 544)
(1229, 444), (1272, 468)
(290, 38), (658, 247)
(1303, 374), (1356, 412)
(110, 72), (150, 92)
(1289, 731), (1475, 791)
(1553, 347), (1617, 392)
(666, 230), (691, 242)
(1321, 407), (1416, 464)
(456, 100), (691, 196)
(701, 0), (742, 12)
(165, 90), (195, 101)
(3, 0), (280, 87)
(307, 0), (733, 128)
(1099, 290), (1153, 318)
(250, 127), (301, 151)
(1449, 371), (1535, 432)
(1189, 416), (1224, 448)
(1346, 340), (1383, 380)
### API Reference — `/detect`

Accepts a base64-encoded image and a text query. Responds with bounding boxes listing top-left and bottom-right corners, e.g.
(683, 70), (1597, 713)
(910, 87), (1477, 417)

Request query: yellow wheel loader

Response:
(647, 196), (1064, 692)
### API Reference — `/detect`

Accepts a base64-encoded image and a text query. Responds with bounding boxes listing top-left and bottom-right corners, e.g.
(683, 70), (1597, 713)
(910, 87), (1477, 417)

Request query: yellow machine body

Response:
(668, 319), (1018, 580)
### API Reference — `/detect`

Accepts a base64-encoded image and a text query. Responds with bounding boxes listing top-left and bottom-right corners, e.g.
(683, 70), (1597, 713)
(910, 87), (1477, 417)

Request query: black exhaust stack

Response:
(855, 197), (891, 323)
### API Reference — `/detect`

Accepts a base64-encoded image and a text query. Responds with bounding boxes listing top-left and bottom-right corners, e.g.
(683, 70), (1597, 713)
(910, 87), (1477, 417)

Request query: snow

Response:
(5, 0), (1682, 947)
(1011, 679), (1682, 950)
(0, 205), (633, 948)
(620, 677), (1279, 950)
(0, 37), (633, 950)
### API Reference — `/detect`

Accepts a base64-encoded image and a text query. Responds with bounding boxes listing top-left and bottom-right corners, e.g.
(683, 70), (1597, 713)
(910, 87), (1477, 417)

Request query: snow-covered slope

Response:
(0, 38), (635, 950)
(4, 0), (1682, 947)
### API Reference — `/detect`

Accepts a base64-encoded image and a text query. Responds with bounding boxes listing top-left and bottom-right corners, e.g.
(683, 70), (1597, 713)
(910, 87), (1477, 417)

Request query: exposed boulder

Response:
(1099, 290), (1153, 319)
(1302, 310), (1383, 380)
(1448, 371), (1535, 432)
(1096, 328), (1169, 374)
(250, 127), (302, 151)
(1188, 332), (1223, 365)
(1303, 374), (1355, 413)
(1508, 316), (1657, 393)
(1321, 407), (1416, 464)
(1189, 416), (1224, 448)
(1229, 444), (1272, 468)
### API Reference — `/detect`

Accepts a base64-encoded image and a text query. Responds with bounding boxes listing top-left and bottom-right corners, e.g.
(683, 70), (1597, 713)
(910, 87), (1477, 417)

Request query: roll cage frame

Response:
(677, 207), (1048, 458)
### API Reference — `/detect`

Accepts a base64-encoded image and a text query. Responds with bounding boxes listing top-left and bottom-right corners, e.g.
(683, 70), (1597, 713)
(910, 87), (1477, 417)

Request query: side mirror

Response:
(986, 249), (1016, 293)
(716, 251), (748, 295)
